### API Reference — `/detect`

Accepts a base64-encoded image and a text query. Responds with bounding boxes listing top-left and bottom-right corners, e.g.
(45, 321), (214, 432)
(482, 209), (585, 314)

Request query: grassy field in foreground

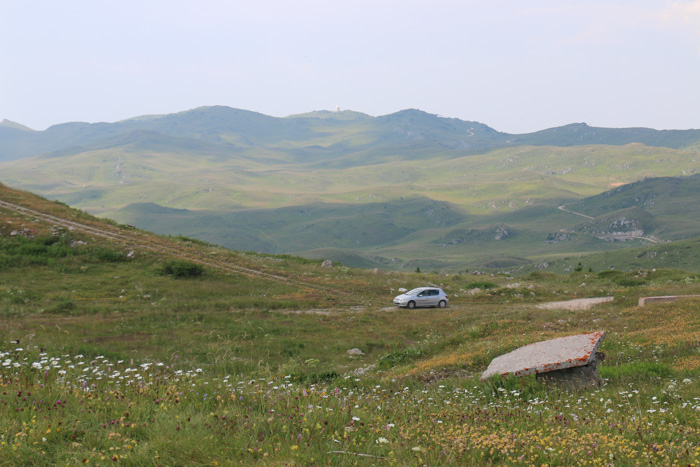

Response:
(3, 245), (700, 464)
(3, 186), (700, 465)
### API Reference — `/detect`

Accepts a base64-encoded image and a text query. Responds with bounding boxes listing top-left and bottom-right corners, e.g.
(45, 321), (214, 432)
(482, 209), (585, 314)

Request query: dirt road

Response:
(536, 297), (614, 311)
(0, 199), (335, 292)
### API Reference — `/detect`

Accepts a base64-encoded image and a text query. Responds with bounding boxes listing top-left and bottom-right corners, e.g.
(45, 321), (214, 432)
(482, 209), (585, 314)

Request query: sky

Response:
(1, 0), (699, 133)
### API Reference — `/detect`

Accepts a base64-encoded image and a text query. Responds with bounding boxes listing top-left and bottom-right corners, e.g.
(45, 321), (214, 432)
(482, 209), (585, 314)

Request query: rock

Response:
(372, 268), (382, 274)
(398, 288), (407, 293)
(347, 348), (364, 356)
(352, 364), (376, 376)
(494, 226), (509, 240)
(127, 251), (135, 258)
(468, 288), (482, 295)
(321, 260), (334, 268)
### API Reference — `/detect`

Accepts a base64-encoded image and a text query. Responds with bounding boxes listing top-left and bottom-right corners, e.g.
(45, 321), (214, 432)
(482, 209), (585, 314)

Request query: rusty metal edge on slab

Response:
(480, 331), (605, 380)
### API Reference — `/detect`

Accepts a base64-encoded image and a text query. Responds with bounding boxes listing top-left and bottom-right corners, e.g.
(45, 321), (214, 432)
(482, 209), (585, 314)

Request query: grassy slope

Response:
(2, 131), (700, 271)
(4, 185), (700, 464)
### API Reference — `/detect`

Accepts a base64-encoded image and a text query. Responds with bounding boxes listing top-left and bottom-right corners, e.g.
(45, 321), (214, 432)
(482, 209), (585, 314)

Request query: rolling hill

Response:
(2, 106), (700, 271)
(6, 171), (700, 466)
(2, 106), (699, 163)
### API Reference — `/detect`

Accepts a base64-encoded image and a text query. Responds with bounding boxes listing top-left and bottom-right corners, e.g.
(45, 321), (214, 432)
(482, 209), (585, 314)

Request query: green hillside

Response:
(520, 236), (700, 275)
(2, 106), (700, 271)
(5, 182), (700, 465)
(512, 122), (700, 149)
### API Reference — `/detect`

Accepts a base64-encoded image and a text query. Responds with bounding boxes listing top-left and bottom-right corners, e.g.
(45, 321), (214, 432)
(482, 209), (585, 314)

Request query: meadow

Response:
(3, 136), (700, 273)
(4, 184), (700, 465)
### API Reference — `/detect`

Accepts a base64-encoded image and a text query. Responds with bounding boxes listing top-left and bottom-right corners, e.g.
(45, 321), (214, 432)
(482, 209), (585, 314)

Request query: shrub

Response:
(173, 235), (212, 246)
(378, 346), (425, 368)
(89, 247), (128, 262)
(158, 259), (204, 278)
(465, 281), (498, 290)
(47, 297), (77, 314)
(597, 270), (624, 280)
(286, 371), (340, 384)
(615, 277), (647, 287)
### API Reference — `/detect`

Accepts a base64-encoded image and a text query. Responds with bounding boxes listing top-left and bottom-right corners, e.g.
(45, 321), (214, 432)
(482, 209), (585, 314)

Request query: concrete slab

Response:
(481, 331), (605, 380)
(638, 295), (700, 307)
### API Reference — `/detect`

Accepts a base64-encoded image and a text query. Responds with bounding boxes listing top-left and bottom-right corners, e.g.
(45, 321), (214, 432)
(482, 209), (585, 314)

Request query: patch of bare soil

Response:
(536, 297), (614, 311)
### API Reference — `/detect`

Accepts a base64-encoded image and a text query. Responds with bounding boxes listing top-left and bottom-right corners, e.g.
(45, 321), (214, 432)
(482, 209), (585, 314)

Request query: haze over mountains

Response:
(2, 106), (700, 164)
(2, 106), (700, 271)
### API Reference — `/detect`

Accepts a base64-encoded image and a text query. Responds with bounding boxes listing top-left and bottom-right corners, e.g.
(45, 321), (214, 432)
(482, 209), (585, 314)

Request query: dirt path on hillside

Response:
(557, 205), (658, 243)
(0, 199), (337, 293)
(535, 297), (614, 311)
(557, 205), (595, 220)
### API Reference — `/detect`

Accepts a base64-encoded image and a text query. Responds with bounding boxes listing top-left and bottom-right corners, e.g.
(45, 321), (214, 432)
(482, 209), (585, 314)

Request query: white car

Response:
(393, 287), (449, 309)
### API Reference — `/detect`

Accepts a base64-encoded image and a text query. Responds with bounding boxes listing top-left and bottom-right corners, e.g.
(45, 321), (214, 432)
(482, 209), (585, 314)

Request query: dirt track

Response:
(536, 297), (614, 311)
(0, 199), (334, 292)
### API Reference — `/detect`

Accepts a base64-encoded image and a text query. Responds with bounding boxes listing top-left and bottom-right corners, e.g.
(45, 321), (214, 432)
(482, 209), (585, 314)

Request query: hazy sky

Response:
(1, 0), (699, 133)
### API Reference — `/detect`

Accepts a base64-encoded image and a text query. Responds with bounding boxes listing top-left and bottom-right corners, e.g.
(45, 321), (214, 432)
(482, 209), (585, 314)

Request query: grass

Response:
(3, 140), (700, 272)
(4, 185), (700, 464)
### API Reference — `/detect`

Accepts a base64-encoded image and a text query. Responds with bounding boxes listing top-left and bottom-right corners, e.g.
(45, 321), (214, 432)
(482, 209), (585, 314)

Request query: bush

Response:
(378, 346), (425, 368)
(615, 277), (647, 287)
(465, 281), (498, 290)
(158, 259), (204, 278)
(47, 297), (77, 314)
(597, 270), (624, 280)
(89, 247), (128, 262)
(286, 371), (340, 384)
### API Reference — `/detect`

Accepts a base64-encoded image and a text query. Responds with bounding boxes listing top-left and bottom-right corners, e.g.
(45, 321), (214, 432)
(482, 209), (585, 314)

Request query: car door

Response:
(415, 290), (431, 307)
(427, 289), (440, 306)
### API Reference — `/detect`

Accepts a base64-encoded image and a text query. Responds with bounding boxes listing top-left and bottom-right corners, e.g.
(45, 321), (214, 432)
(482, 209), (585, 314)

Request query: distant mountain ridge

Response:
(3, 105), (700, 271)
(2, 106), (699, 162)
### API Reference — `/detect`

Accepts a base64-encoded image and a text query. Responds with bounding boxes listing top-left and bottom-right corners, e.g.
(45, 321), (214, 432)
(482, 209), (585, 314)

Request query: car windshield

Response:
(407, 288), (425, 295)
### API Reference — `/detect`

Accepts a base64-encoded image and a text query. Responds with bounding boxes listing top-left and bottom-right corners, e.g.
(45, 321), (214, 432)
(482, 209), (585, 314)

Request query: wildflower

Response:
(412, 446), (422, 452)
(377, 437), (389, 444)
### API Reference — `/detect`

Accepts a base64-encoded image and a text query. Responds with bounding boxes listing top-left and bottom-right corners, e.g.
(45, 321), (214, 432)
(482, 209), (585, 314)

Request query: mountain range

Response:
(2, 106), (699, 164)
(2, 106), (700, 271)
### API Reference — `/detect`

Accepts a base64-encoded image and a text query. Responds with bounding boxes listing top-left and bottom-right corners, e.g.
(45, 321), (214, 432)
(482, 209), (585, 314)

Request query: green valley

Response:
(4, 181), (700, 465)
(2, 106), (700, 271)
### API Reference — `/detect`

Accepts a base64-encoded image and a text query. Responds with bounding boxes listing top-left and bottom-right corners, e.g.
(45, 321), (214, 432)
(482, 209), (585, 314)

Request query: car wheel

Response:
(407, 301), (416, 309)
(438, 300), (447, 308)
